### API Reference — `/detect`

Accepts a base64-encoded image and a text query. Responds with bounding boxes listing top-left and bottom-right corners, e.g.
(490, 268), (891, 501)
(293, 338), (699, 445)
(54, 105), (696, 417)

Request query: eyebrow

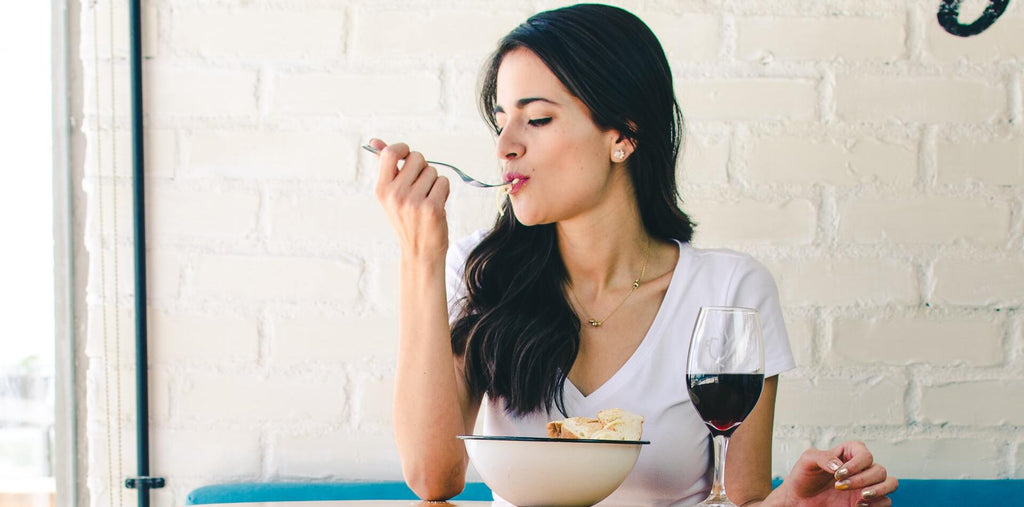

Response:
(492, 97), (559, 114)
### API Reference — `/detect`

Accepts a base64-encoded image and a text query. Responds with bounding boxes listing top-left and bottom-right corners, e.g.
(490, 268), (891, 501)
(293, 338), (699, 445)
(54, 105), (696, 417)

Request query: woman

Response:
(370, 4), (897, 506)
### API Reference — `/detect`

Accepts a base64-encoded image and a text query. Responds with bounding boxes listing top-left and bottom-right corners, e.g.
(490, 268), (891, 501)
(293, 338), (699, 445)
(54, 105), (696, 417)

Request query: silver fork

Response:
(361, 144), (507, 188)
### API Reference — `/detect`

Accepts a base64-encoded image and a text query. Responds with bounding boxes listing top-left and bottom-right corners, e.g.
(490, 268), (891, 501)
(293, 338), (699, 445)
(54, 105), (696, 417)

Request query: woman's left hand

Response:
(773, 440), (898, 506)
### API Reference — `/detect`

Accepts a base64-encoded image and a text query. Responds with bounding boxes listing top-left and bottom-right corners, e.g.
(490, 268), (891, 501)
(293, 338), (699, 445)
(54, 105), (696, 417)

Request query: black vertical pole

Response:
(126, 0), (162, 504)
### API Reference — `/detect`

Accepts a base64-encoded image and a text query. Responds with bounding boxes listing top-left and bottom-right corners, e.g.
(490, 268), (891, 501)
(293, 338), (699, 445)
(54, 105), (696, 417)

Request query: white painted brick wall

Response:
(836, 77), (1007, 123)
(73, 1), (1024, 504)
(688, 198), (817, 244)
(937, 136), (1024, 185)
(922, 381), (1024, 425)
(771, 258), (919, 307)
(145, 65), (260, 117)
(646, 14), (722, 62)
(351, 9), (526, 60)
(148, 310), (261, 364)
(736, 16), (906, 61)
(189, 255), (363, 302)
(169, 8), (347, 61)
(747, 135), (917, 186)
(678, 79), (818, 121)
(183, 131), (360, 181)
(835, 437), (1003, 479)
(933, 259), (1024, 306)
(272, 72), (443, 116)
(775, 376), (907, 426)
(831, 315), (1004, 366)
(838, 197), (1012, 245)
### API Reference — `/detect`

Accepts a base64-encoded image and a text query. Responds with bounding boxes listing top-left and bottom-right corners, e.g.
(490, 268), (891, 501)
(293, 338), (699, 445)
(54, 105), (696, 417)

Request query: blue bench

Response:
(185, 481), (492, 504)
(888, 479), (1024, 506)
(187, 479), (1024, 505)
(770, 478), (1024, 506)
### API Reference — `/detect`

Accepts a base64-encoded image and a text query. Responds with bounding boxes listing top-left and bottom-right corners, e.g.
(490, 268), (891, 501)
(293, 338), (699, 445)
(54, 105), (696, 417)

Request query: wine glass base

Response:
(695, 499), (738, 507)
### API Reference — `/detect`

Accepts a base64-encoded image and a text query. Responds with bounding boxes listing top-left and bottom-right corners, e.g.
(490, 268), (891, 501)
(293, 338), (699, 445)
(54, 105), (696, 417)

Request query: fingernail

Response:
(835, 467), (849, 480)
(835, 480), (851, 491)
(862, 489), (875, 499)
(827, 460), (842, 472)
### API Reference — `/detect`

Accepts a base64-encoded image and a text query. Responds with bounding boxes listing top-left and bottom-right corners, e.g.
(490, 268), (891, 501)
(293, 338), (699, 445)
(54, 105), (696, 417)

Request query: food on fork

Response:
(546, 408), (644, 440)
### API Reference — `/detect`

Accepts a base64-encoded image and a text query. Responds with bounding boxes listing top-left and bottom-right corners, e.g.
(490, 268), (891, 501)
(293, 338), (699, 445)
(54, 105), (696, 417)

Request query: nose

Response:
(495, 127), (525, 162)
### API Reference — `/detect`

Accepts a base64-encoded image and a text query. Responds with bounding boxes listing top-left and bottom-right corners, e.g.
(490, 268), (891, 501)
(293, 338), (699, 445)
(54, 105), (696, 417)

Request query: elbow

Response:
(403, 460), (467, 501)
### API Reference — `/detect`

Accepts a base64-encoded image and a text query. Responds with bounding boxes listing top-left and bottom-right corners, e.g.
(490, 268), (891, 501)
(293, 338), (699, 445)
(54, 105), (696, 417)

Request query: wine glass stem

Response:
(708, 434), (731, 503)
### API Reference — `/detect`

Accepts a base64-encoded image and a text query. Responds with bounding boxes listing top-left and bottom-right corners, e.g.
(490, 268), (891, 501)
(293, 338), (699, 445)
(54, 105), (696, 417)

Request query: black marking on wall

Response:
(937, 0), (1011, 37)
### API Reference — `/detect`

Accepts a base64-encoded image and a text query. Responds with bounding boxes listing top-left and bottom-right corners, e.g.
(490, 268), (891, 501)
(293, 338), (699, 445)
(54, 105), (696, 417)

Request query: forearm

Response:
(392, 254), (471, 499)
(725, 377), (778, 505)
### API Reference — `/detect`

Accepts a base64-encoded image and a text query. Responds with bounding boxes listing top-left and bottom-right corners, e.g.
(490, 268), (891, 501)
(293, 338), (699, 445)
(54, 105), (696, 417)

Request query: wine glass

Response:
(686, 306), (766, 507)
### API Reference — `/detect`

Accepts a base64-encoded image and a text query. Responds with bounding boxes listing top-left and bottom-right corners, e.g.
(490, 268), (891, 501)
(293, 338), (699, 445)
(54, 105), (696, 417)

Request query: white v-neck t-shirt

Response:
(446, 230), (795, 506)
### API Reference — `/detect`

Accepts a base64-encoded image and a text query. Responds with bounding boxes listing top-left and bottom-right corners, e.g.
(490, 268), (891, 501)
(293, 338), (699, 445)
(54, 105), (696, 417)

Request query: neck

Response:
(556, 190), (648, 293)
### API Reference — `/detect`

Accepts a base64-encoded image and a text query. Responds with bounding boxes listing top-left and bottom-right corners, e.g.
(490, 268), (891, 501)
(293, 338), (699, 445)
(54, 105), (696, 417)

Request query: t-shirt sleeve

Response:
(727, 256), (796, 377)
(446, 229), (488, 324)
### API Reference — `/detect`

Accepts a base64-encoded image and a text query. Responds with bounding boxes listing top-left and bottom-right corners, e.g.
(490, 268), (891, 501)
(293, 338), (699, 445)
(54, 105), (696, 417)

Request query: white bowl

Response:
(459, 435), (648, 506)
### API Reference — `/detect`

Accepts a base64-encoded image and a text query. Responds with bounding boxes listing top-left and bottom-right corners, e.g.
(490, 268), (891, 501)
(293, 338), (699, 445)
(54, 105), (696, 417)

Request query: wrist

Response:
(758, 483), (793, 507)
(400, 248), (447, 271)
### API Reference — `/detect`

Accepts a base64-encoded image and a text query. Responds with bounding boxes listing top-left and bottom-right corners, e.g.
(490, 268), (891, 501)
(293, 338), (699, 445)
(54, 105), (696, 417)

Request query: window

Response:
(0, 2), (65, 505)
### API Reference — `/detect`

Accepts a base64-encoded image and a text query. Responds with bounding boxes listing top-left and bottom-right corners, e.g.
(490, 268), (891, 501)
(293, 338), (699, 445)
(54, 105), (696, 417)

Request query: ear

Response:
(610, 133), (636, 163)
(610, 120), (638, 163)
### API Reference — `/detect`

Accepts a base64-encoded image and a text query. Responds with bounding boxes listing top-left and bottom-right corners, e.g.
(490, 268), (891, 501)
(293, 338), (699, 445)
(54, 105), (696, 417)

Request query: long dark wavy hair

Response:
(450, 4), (695, 417)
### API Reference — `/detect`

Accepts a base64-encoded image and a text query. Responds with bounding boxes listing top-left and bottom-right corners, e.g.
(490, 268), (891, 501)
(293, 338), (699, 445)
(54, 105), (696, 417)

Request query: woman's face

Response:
(493, 48), (625, 226)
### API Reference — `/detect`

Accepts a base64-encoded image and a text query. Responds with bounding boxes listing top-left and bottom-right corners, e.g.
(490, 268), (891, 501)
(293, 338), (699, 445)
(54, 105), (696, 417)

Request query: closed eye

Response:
(528, 117), (552, 127)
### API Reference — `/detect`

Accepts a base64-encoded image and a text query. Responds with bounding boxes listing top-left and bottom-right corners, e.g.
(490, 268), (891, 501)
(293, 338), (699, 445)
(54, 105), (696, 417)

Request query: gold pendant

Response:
(588, 319), (602, 327)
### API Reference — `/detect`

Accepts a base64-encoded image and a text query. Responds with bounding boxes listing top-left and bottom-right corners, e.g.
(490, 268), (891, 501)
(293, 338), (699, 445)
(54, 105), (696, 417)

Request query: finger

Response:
(368, 137), (387, 151)
(410, 164), (439, 197)
(858, 475), (898, 501)
(377, 142), (409, 188)
(835, 463), (887, 492)
(427, 175), (451, 206)
(395, 150), (429, 187)
(834, 441), (874, 479)
(860, 498), (891, 507)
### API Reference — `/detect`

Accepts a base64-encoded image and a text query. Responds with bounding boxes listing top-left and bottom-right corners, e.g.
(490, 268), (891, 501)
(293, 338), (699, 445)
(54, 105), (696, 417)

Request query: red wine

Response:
(686, 373), (764, 437)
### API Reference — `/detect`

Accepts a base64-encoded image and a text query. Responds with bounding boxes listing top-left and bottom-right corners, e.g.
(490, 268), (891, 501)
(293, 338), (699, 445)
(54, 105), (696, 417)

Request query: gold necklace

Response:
(568, 237), (651, 328)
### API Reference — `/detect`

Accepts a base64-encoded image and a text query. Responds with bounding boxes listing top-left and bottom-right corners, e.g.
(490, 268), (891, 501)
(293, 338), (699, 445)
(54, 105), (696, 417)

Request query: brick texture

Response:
(844, 438), (1002, 479)
(838, 197), (1012, 245)
(933, 259), (1024, 306)
(737, 16), (905, 61)
(184, 131), (360, 181)
(922, 381), (1024, 425)
(190, 255), (362, 303)
(272, 72), (442, 116)
(776, 375), (907, 426)
(832, 316), (1004, 366)
(678, 79), (818, 121)
(937, 137), (1024, 185)
(170, 8), (345, 61)
(747, 135), (916, 186)
(688, 198), (817, 245)
(835, 77), (1005, 123)
(771, 258), (918, 307)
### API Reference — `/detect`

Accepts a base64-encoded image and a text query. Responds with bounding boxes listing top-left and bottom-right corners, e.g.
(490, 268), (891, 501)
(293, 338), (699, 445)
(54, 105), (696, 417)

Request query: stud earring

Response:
(613, 149), (626, 161)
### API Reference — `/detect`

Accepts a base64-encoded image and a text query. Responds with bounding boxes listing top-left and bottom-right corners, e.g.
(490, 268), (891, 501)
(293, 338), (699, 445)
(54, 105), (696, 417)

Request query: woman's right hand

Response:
(370, 139), (473, 499)
(370, 138), (451, 261)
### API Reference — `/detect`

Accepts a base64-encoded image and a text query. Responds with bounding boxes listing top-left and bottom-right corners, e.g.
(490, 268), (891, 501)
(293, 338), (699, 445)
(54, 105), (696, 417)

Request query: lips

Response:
(503, 172), (529, 194)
